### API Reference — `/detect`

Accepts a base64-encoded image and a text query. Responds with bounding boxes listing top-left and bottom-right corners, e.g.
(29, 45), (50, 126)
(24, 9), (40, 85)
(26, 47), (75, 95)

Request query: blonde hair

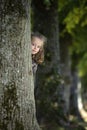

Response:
(31, 32), (47, 64)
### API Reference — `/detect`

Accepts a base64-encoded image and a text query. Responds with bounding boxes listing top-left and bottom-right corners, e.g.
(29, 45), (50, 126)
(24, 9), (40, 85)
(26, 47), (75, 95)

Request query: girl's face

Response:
(31, 37), (43, 55)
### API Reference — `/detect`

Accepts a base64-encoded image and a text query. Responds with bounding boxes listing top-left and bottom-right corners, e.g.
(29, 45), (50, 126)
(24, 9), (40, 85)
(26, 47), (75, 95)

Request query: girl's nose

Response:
(34, 46), (37, 49)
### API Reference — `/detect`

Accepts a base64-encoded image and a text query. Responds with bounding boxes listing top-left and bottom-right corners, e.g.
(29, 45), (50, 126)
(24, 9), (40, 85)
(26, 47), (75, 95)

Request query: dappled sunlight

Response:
(77, 80), (87, 130)
(79, 109), (87, 122)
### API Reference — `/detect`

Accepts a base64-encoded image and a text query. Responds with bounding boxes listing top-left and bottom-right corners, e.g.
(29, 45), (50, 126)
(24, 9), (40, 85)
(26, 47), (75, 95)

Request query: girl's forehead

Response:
(32, 37), (44, 45)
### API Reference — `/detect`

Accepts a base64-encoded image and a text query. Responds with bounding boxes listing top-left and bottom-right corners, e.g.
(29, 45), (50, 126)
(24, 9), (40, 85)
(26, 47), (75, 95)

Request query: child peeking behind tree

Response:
(31, 32), (47, 86)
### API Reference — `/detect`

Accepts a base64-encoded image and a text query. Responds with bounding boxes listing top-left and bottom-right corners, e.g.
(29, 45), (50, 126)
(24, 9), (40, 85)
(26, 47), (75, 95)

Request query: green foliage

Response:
(78, 53), (87, 76)
(58, 0), (69, 12)
(35, 71), (64, 123)
(32, 0), (87, 129)
(43, 0), (51, 6)
(81, 74), (87, 92)
(59, 0), (87, 34)
(63, 7), (84, 33)
(59, 0), (87, 77)
(72, 26), (87, 52)
(59, 1), (87, 121)
(70, 26), (87, 76)
(42, 0), (51, 10)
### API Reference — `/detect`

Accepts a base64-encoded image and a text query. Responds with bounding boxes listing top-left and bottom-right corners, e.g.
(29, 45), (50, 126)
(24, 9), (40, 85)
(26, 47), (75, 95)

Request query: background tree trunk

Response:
(60, 36), (72, 118)
(32, 0), (65, 125)
(0, 0), (40, 130)
(70, 70), (87, 122)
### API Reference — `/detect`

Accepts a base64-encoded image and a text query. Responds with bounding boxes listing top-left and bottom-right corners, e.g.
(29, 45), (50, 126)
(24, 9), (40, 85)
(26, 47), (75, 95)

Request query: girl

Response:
(31, 32), (47, 84)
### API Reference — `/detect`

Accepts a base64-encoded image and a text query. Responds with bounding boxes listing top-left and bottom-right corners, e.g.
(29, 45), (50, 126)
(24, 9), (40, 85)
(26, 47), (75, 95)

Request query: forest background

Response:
(32, 0), (87, 130)
(0, 0), (87, 130)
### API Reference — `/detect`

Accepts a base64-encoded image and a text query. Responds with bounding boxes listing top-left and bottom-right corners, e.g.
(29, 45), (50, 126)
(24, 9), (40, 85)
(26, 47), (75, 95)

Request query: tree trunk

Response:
(60, 37), (72, 117)
(32, 0), (65, 125)
(0, 0), (40, 130)
(32, 0), (60, 90)
(70, 70), (87, 122)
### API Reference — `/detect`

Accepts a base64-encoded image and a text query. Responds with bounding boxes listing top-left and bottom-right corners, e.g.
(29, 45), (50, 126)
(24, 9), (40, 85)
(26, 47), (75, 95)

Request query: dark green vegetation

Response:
(32, 0), (87, 130)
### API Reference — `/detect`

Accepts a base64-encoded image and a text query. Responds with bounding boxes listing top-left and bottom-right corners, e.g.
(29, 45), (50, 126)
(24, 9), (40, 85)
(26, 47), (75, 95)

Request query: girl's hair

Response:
(31, 32), (47, 64)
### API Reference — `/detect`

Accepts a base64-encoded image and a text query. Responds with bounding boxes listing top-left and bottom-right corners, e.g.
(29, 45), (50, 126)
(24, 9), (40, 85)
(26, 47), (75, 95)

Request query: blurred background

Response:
(31, 0), (87, 130)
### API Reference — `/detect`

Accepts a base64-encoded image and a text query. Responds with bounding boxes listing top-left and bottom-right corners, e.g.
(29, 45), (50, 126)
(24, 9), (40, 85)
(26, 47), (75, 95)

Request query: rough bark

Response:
(0, 0), (40, 130)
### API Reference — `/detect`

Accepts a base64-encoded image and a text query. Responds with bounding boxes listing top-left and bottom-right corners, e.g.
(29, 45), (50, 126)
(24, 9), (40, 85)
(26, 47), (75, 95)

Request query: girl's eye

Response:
(32, 43), (34, 46)
(37, 46), (41, 48)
